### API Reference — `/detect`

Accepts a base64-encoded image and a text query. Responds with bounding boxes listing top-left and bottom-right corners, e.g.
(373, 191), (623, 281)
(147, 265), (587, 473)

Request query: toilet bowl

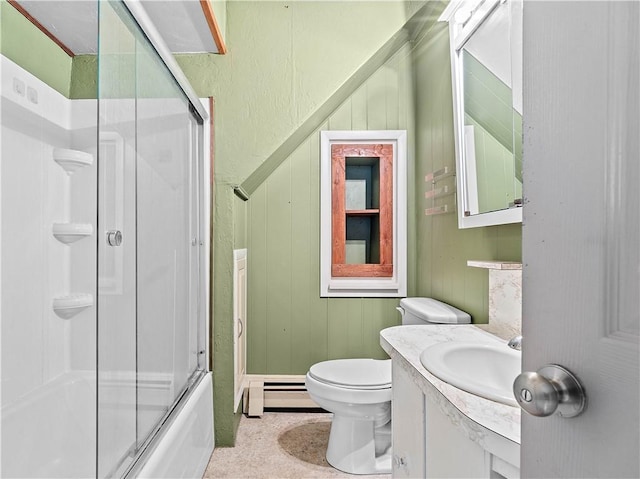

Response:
(305, 358), (392, 475)
(306, 298), (471, 475)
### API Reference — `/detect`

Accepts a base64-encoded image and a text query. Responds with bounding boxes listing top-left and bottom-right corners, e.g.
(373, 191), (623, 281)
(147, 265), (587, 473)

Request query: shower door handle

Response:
(106, 230), (123, 247)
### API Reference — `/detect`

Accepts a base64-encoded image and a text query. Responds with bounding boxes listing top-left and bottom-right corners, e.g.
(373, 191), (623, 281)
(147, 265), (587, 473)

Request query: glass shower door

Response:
(97, 2), (138, 477)
(134, 21), (203, 446)
(97, 2), (205, 477)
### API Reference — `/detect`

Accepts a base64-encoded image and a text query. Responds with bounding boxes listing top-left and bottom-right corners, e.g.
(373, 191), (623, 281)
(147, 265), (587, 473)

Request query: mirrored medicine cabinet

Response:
(441, 0), (523, 228)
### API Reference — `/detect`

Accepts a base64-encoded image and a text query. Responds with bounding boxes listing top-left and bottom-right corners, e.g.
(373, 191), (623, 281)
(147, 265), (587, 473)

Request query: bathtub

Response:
(135, 372), (214, 479)
(0, 371), (214, 478)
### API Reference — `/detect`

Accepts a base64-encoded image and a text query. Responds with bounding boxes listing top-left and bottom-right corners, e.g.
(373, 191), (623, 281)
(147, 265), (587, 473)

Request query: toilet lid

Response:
(308, 359), (391, 390)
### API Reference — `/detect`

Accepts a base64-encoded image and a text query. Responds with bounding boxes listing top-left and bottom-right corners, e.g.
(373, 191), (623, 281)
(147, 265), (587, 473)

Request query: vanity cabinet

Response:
(394, 364), (489, 479)
(392, 361), (425, 478)
(424, 395), (491, 478)
(384, 326), (521, 479)
(392, 361), (520, 479)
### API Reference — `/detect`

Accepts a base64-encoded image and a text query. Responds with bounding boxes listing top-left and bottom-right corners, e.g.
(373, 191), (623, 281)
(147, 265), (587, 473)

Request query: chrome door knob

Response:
(106, 230), (123, 247)
(513, 364), (586, 418)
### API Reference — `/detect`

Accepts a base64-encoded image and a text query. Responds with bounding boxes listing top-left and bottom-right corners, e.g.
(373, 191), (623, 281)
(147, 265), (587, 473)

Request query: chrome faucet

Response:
(507, 335), (522, 351)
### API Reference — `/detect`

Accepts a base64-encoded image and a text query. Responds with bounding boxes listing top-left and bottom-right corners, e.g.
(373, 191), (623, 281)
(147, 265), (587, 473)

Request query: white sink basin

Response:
(419, 341), (521, 407)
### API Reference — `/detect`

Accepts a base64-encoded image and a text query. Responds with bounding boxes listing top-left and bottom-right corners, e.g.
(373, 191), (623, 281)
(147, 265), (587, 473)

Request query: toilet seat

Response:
(308, 359), (391, 390)
(305, 359), (393, 474)
(305, 298), (472, 475)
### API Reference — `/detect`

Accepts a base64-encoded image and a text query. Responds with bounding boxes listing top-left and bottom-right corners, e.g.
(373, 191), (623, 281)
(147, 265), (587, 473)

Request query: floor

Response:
(203, 412), (390, 479)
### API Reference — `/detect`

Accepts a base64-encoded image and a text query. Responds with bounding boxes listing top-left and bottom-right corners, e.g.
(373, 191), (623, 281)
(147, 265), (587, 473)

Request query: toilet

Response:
(305, 298), (471, 475)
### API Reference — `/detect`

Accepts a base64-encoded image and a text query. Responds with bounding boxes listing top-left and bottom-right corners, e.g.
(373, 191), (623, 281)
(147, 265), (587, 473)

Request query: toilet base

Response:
(326, 415), (392, 475)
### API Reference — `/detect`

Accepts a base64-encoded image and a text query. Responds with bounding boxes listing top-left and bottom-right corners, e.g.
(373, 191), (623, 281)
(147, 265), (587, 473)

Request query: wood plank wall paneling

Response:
(246, 47), (412, 375)
(306, 127), (330, 364)
(265, 161), (293, 373)
(244, 32), (521, 375)
(247, 185), (268, 373)
(351, 87), (368, 130)
(385, 56), (400, 129)
(398, 45), (417, 297)
(329, 100), (352, 130)
(289, 143), (314, 371)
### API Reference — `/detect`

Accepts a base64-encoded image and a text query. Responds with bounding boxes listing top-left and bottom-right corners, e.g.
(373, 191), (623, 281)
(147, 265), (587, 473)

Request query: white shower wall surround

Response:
(0, 51), (213, 478)
(0, 369), (213, 479)
(1, 56), (97, 406)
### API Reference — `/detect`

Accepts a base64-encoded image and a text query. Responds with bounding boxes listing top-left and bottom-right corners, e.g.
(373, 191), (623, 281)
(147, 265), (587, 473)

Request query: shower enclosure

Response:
(0, 1), (212, 477)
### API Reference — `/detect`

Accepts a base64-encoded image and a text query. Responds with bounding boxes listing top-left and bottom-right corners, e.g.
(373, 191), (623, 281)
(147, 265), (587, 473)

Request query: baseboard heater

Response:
(243, 374), (320, 417)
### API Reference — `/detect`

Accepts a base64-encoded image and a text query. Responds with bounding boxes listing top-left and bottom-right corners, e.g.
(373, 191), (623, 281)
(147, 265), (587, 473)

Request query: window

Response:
(320, 130), (407, 297)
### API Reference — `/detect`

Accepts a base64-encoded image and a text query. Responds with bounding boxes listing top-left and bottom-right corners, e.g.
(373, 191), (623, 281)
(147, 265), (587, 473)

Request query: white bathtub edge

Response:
(135, 372), (214, 479)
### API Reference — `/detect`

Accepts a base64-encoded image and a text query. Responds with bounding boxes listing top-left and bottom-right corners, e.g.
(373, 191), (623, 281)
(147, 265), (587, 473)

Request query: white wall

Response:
(68, 100), (98, 373)
(0, 56), (94, 405)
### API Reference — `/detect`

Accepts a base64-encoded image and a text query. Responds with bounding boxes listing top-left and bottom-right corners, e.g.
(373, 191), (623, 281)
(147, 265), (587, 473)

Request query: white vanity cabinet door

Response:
(392, 361), (425, 478)
(424, 395), (490, 478)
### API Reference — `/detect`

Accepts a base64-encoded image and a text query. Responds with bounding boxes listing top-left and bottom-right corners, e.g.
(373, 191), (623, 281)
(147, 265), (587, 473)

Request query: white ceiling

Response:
(141, 1), (218, 54)
(18, 1), (99, 54)
(15, 0), (219, 55)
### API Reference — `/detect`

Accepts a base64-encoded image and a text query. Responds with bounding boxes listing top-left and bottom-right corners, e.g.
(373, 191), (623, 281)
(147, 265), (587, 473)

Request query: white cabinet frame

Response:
(320, 130), (407, 297)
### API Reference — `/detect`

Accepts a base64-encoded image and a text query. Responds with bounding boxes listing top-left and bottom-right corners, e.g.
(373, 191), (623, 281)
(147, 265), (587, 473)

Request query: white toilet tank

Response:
(397, 298), (471, 325)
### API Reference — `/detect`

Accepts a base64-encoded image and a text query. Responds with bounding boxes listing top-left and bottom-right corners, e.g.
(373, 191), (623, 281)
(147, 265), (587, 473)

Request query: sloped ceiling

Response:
(11, 0), (221, 55)
(142, 1), (219, 53)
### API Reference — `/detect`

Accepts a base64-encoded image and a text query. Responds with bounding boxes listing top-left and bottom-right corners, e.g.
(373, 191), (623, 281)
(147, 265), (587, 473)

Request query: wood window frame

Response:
(320, 130), (407, 298)
(331, 144), (394, 277)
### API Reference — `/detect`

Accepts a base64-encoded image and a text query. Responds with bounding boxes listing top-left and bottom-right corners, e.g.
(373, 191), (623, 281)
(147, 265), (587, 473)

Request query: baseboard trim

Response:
(243, 374), (319, 416)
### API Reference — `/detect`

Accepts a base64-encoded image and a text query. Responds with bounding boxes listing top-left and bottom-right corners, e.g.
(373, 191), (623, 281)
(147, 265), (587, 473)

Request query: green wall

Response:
(412, 22), (522, 322)
(466, 114), (522, 213)
(175, 1), (417, 446)
(0, 0), (72, 97)
(245, 44), (415, 376)
(70, 55), (98, 99)
(2, 0), (411, 444)
(0, 0), (98, 100)
(241, 5), (522, 378)
(2, 0), (523, 449)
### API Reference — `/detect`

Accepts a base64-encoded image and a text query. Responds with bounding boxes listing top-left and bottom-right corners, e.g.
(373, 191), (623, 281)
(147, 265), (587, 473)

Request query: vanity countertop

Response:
(380, 325), (521, 445)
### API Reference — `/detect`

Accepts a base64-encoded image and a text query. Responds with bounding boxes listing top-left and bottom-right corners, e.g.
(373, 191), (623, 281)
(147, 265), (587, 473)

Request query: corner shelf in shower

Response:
(52, 223), (93, 244)
(53, 148), (93, 175)
(53, 294), (94, 319)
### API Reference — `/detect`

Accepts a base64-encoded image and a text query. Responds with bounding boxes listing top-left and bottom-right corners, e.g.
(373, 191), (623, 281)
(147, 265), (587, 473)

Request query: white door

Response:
(522, 2), (639, 477)
(233, 248), (248, 411)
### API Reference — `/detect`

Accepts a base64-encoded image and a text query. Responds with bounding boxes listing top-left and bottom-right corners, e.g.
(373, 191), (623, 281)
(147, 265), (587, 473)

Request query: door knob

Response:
(513, 364), (586, 418)
(106, 230), (123, 247)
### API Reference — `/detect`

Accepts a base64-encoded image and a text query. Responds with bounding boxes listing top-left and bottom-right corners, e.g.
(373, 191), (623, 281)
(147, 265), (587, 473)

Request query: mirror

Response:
(442, 0), (523, 228)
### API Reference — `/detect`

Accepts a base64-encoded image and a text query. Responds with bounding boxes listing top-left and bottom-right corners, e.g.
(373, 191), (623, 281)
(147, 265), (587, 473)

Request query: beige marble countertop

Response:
(467, 260), (522, 270)
(380, 325), (521, 446)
